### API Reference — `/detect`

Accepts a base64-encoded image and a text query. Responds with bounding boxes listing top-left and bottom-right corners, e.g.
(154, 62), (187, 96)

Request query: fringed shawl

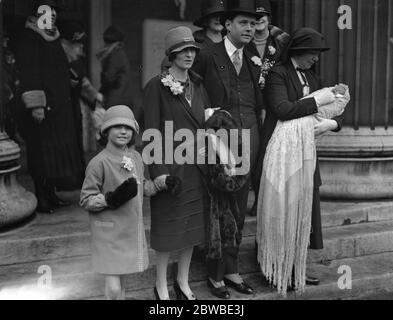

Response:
(257, 87), (350, 296)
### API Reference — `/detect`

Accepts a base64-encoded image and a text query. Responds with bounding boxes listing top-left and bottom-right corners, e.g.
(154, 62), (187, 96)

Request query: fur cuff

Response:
(22, 90), (46, 109)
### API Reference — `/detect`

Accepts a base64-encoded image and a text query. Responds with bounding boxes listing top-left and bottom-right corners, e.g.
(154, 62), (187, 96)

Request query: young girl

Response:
(80, 105), (167, 300)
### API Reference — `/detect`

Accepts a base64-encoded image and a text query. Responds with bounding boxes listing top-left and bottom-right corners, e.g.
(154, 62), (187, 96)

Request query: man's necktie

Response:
(232, 50), (242, 75)
(296, 68), (310, 96)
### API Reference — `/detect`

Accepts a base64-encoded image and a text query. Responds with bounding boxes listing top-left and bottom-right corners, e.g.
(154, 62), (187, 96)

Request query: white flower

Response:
(121, 156), (141, 184)
(251, 56), (262, 67)
(268, 46), (276, 56)
(121, 156), (134, 172)
(161, 73), (184, 95)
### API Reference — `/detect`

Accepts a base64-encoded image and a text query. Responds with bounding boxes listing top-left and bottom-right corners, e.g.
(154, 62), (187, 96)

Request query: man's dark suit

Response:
(193, 41), (264, 281)
(261, 60), (344, 249)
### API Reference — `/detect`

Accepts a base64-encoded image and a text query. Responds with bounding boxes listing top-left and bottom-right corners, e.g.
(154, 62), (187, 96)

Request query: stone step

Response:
(308, 220), (393, 263)
(1, 200), (393, 266)
(118, 252), (393, 301)
(0, 235), (259, 300)
(3, 217), (393, 299)
(3, 250), (393, 300)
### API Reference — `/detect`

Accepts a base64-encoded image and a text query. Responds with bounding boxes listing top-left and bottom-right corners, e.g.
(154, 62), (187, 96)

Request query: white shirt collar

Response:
(224, 36), (243, 60)
(291, 57), (300, 70)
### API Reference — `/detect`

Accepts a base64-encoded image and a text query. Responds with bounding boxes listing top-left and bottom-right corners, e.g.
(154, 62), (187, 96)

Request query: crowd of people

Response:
(3, 0), (351, 300)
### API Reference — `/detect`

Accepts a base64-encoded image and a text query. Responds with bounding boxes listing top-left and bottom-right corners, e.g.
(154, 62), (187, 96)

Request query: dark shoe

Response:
(48, 196), (71, 208)
(306, 276), (320, 286)
(224, 278), (254, 295)
(174, 281), (197, 300)
(207, 280), (230, 300)
(36, 203), (55, 214)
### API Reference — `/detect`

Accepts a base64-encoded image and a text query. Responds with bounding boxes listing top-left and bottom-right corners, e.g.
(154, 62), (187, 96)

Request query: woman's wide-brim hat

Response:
(101, 105), (140, 135)
(165, 26), (200, 57)
(194, 0), (226, 28)
(221, 0), (263, 24)
(289, 27), (330, 52)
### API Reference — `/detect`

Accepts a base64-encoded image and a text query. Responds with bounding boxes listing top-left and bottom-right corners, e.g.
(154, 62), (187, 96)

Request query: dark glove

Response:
(165, 176), (182, 196)
(105, 178), (138, 209)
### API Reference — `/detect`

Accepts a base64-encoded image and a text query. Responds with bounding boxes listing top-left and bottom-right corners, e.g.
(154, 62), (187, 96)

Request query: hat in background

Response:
(165, 26), (200, 56)
(101, 105), (140, 134)
(194, 0), (226, 28)
(289, 27), (330, 53)
(34, 0), (60, 12)
(60, 21), (86, 43)
(221, 0), (263, 23)
(255, 0), (271, 16)
(103, 25), (125, 44)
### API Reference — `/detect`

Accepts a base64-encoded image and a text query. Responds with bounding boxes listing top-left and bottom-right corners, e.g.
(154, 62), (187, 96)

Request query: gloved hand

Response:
(205, 108), (221, 121)
(32, 107), (45, 124)
(154, 175), (169, 191)
(105, 177), (138, 209)
(314, 89), (336, 107)
(165, 176), (182, 196)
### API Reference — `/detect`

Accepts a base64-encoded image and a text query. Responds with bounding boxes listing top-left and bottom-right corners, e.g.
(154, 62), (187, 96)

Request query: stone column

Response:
(317, 0), (393, 201)
(318, 128), (393, 200)
(0, 1), (37, 230)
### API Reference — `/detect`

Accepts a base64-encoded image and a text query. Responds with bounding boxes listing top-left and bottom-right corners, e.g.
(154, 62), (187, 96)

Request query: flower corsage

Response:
(121, 156), (141, 184)
(161, 73), (184, 96)
(252, 45), (277, 90)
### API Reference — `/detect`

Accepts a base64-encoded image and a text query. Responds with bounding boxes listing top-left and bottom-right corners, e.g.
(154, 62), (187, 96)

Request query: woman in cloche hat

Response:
(143, 26), (211, 300)
(256, 27), (349, 295)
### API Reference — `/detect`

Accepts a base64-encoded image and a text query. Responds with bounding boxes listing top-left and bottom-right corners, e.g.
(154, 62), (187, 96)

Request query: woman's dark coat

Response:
(143, 70), (209, 252)
(16, 27), (85, 190)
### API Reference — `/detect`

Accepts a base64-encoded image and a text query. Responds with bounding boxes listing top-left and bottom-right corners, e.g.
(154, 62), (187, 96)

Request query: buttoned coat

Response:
(143, 70), (210, 252)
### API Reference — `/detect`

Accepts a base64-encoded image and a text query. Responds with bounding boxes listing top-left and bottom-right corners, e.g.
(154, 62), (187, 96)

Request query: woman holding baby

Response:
(256, 27), (350, 295)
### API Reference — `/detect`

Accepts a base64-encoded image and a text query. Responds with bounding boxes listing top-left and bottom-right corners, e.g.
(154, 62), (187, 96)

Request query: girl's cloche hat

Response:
(101, 105), (140, 134)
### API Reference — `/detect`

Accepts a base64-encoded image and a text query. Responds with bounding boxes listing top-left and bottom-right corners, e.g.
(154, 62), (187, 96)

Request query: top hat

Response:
(165, 26), (200, 56)
(60, 21), (86, 43)
(194, 0), (226, 28)
(289, 27), (330, 53)
(221, 0), (263, 23)
(103, 25), (125, 43)
(101, 105), (140, 135)
(255, 0), (271, 16)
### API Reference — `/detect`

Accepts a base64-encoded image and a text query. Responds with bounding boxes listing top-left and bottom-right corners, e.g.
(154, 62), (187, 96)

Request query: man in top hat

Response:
(245, 0), (290, 217)
(259, 27), (345, 286)
(193, 0), (264, 299)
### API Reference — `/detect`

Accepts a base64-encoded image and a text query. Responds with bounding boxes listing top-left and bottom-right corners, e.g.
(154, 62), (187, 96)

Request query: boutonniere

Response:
(121, 156), (141, 184)
(257, 57), (276, 90)
(268, 45), (276, 56)
(161, 73), (184, 96)
(251, 56), (262, 67)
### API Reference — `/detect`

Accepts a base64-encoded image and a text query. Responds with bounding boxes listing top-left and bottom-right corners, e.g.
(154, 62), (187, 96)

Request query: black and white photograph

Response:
(0, 0), (392, 305)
